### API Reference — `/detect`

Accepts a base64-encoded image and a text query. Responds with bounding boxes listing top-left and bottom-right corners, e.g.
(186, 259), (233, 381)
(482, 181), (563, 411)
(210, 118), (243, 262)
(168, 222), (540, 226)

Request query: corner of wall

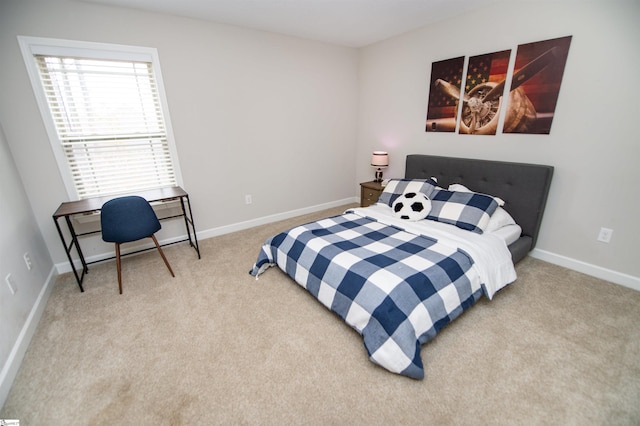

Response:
(0, 266), (58, 410)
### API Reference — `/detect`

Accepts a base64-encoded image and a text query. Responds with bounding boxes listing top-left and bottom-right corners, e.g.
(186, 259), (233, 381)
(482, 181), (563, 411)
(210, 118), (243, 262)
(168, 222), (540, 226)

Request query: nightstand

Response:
(360, 181), (384, 207)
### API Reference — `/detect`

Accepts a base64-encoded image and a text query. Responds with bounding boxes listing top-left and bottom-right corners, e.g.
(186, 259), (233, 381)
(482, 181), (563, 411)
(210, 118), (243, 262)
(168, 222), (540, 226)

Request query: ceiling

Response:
(82, 0), (507, 48)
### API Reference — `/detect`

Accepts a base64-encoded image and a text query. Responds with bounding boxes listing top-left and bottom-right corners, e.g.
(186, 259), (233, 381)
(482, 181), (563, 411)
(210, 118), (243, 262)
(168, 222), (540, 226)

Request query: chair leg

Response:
(151, 235), (175, 277)
(115, 243), (123, 294)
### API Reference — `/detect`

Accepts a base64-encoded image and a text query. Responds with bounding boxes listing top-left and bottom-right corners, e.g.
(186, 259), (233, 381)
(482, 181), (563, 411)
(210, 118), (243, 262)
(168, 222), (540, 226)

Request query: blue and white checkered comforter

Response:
(249, 212), (485, 379)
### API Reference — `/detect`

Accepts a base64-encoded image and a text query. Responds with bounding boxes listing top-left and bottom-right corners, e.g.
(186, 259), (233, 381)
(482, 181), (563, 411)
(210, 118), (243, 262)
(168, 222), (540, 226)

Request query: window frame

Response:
(18, 36), (183, 201)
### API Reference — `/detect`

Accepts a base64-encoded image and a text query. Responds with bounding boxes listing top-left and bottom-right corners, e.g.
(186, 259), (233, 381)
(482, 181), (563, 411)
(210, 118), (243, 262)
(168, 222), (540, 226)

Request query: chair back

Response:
(101, 196), (162, 243)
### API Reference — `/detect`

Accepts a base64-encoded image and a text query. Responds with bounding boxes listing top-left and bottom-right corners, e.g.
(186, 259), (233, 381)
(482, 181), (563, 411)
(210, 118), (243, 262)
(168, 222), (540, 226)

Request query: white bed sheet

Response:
(348, 204), (517, 299)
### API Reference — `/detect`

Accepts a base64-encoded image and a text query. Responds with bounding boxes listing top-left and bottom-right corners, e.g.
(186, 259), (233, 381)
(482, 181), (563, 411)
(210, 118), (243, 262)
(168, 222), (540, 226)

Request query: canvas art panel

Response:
(425, 56), (465, 132)
(503, 35), (572, 134)
(458, 49), (511, 135)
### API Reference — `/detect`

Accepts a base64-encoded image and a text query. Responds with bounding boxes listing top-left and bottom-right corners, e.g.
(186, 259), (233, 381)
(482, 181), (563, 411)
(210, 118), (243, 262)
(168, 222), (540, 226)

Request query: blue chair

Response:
(101, 196), (175, 294)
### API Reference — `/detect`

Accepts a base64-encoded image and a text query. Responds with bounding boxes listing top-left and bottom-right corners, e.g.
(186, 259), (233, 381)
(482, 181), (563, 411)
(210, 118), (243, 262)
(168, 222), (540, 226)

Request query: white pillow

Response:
(485, 207), (516, 233)
(447, 183), (516, 232)
(490, 223), (522, 245)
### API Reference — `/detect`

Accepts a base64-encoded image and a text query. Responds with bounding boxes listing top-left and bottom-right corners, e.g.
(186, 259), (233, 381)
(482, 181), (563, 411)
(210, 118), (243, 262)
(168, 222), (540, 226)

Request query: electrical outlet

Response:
(24, 252), (33, 270)
(245, 194), (252, 205)
(597, 227), (613, 243)
(5, 273), (17, 295)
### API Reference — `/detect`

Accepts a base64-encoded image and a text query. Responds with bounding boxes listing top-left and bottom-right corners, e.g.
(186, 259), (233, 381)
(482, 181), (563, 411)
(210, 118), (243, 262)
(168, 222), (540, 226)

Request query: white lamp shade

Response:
(371, 151), (388, 168)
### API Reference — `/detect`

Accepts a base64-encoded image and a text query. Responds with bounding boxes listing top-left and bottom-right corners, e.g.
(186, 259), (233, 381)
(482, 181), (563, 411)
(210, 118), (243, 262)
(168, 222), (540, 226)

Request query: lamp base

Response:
(374, 169), (383, 183)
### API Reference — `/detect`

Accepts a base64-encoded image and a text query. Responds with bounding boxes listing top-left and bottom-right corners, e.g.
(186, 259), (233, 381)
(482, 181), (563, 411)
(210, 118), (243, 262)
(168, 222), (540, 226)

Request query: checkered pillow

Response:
(377, 178), (438, 207)
(427, 189), (499, 233)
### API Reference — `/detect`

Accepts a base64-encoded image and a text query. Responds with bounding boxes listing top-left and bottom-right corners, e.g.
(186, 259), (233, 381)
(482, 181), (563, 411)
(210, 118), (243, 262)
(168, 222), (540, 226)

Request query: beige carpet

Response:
(2, 204), (639, 425)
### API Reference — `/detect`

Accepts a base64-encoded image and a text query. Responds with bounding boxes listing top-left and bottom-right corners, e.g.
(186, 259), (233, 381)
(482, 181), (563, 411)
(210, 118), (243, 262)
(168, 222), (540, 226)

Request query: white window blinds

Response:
(35, 54), (177, 199)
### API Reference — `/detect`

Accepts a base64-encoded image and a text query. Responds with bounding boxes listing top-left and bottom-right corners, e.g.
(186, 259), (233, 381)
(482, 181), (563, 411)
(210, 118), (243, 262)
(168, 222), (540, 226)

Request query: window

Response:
(19, 37), (182, 200)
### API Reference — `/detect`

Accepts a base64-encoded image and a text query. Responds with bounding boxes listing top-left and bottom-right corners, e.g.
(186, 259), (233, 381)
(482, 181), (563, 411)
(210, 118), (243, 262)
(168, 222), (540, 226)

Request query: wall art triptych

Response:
(425, 35), (572, 135)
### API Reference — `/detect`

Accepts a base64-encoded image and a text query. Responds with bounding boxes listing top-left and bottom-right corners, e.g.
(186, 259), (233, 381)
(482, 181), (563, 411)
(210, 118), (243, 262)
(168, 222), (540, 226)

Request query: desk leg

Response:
(65, 215), (89, 277)
(53, 215), (87, 292)
(180, 195), (201, 259)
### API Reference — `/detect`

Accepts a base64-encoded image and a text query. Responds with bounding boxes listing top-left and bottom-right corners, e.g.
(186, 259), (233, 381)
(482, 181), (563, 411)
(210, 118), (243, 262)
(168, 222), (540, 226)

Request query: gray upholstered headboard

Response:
(405, 155), (553, 263)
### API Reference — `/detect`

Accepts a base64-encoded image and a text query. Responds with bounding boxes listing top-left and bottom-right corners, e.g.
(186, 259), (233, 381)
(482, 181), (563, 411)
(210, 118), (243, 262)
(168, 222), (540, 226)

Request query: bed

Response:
(250, 155), (553, 379)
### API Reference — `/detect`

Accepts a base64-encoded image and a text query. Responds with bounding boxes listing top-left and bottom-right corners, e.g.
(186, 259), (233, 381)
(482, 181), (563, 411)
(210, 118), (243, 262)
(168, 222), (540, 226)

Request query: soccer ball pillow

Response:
(392, 192), (432, 221)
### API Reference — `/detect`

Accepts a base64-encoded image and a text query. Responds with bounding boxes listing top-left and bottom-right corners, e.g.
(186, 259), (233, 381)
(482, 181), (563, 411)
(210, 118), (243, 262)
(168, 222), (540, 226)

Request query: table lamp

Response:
(371, 151), (388, 182)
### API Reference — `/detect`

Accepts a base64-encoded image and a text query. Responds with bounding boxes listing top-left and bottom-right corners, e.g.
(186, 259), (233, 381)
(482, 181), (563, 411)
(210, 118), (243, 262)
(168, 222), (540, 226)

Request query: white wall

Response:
(356, 0), (640, 284)
(0, 0), (359, 270)
(0, 124), (56, 407)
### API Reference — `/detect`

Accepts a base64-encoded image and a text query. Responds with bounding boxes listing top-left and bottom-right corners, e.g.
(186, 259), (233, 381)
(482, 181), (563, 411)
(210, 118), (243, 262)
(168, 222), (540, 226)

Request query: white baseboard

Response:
(530, 248), (640, 292)
(54, 197), (359, 274)
(196, 197), (358, 240)
(0, 266), (58, 409)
